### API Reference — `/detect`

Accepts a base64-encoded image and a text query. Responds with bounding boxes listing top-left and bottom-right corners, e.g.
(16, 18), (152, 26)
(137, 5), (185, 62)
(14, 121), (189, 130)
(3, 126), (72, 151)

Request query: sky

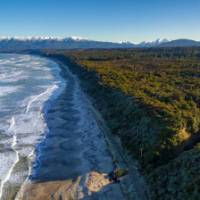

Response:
(0, 0), (200, 43)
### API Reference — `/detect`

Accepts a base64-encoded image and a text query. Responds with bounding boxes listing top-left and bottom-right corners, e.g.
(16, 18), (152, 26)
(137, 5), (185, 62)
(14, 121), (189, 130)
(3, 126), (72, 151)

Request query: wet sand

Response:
(17, 61), (124, 199)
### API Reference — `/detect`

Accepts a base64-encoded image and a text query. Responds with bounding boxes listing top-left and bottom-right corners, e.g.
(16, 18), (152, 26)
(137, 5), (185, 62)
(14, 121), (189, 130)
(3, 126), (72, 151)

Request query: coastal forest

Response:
(44, 47), (200, 199)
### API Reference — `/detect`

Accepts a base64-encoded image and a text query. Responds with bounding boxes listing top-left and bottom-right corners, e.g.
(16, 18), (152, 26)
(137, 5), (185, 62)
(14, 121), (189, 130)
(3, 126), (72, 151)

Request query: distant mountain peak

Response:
(138, 38), (170, 47)
(70, 36), (88, 41)
(159, 39), (200, 47)
(117, 41), (133, 44)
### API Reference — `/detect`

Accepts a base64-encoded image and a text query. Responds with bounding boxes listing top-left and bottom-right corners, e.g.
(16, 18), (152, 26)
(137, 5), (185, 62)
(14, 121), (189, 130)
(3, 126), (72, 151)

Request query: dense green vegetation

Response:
(148, 144), (200, 199)
(44, 47), (200, 199)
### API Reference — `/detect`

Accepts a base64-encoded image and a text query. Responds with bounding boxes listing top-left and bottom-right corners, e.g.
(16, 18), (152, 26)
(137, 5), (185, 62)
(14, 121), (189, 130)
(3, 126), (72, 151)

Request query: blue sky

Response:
(0, 0), (199, 43)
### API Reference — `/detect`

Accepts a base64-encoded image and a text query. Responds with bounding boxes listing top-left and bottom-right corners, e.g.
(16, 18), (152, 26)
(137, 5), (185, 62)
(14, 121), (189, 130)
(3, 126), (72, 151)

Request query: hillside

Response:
(43, 47), (200, 199)
(159, 39), (200, 47)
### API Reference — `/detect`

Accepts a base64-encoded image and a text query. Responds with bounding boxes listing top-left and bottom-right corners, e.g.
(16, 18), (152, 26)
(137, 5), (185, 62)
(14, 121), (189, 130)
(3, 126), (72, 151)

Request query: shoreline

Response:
(49, 56), (150, 200)
(17, 55), (125, 199)
(15, 56), (66, 199)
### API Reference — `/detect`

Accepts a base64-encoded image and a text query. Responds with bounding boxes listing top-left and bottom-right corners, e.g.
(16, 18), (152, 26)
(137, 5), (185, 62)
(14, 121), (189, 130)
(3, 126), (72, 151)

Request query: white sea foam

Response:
(0, 86), (22, 97)
(0, 117), (19, 199)
(0, 54), (65, 199)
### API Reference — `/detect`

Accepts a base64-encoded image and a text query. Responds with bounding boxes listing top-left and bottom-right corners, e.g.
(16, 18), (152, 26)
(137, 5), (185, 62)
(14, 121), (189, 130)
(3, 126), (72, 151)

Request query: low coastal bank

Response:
(42, 49), (200, 200)
(57, 60), (149, 200)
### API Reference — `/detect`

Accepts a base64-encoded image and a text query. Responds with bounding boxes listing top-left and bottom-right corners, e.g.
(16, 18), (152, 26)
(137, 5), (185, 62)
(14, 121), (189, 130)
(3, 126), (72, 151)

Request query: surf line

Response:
(25, 85), (58, 113)
(15, 86), (62, 200)
(0, 117), (20, 199)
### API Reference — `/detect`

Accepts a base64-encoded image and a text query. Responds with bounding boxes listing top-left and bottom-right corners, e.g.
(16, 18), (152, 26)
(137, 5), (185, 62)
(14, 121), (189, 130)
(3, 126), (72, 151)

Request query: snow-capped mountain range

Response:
(0, 36), (134, 50)
(0, 37), (199, 50)
(138, 39), (170, 47)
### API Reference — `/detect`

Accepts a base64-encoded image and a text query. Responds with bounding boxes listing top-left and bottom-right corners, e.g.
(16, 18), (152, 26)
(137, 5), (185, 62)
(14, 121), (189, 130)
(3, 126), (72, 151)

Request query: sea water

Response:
(0, 54), (65, 199)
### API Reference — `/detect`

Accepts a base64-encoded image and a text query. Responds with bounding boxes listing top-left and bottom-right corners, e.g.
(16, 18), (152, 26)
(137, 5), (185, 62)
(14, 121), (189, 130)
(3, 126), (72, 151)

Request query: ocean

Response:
(0, 54), (65, 199)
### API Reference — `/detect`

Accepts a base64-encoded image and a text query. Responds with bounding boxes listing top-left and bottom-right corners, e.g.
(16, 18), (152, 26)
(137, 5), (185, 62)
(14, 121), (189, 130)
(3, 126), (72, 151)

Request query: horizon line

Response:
(0, 36), (199, 44)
